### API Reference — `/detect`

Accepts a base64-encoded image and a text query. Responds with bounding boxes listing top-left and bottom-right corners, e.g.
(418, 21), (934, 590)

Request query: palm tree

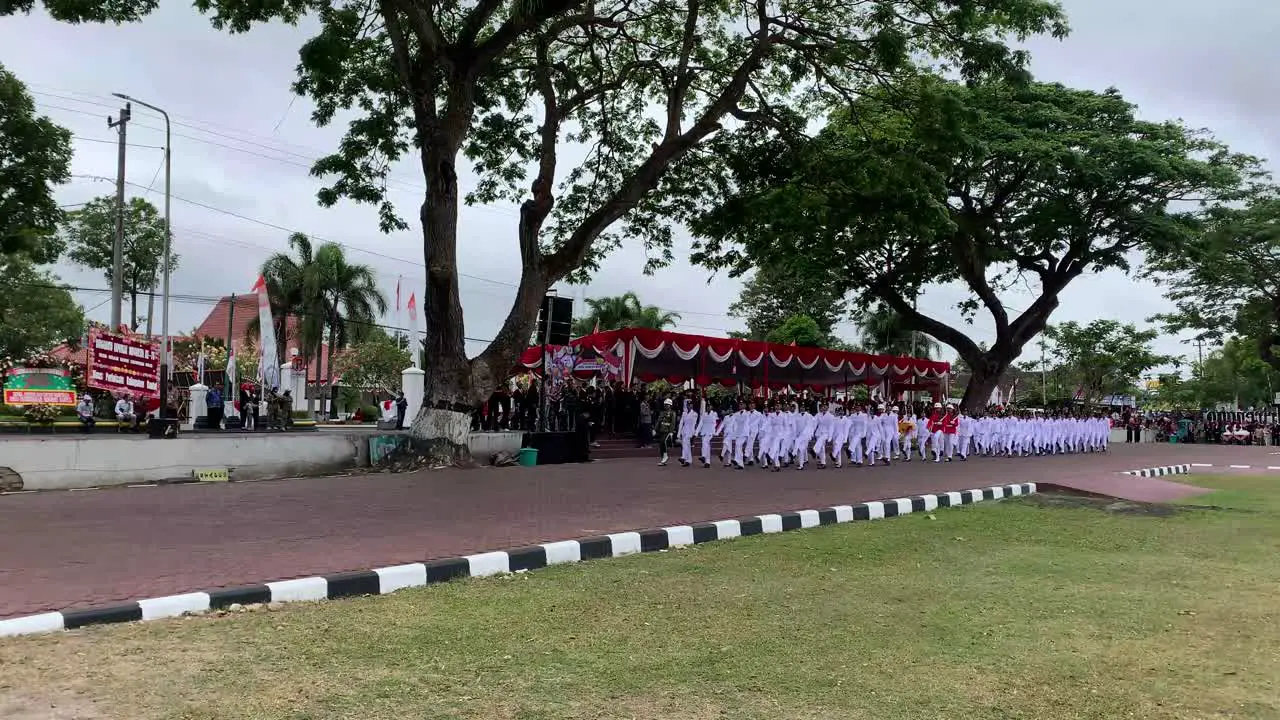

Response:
(249, 233), (327, 413)
(312, 242), (387, 418)
(856, 303), (941, 358)
(571, 291), (681, 336)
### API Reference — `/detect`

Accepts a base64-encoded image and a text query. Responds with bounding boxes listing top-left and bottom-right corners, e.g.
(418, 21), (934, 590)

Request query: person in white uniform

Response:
(677, 397), (698, 467)
(813, 402), (835, 468)
(697, 399), (719, 468)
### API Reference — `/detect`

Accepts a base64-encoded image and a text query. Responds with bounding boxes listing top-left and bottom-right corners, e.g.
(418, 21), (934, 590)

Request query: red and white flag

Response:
(250, 274), (279, 388)
(407, 292), (419, 369)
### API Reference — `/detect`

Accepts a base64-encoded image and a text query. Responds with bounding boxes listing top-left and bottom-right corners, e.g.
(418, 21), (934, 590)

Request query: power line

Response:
(71, 134), (165, 150)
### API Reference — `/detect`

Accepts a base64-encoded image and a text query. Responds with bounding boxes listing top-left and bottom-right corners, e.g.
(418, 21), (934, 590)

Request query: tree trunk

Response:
(959, 352), (1012, 413)
(410, 139), (477, 465)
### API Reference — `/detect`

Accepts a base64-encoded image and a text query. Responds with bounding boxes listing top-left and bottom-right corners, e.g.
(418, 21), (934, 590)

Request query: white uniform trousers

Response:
(812, 434), (830, 466)
(680, 434), (694, 464)
(850, 435), (865, 464)
(700, 434), (714, 463)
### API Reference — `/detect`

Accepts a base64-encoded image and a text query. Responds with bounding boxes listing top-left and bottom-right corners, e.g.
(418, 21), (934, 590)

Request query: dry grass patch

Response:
(3, 475), (1279, 719)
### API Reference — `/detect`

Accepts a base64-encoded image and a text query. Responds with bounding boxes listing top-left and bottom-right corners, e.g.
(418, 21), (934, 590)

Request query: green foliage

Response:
(203, 342), (261, 383)
(252, 232), (387, 412)
(856, 304), (941, 358)
(692, 76), (1258, 407)
(571, 292), (679, 337)
(0, 63), (72, 264)
(0, 260), (84, 360)
(1, 0), (159, 23)
(62, 195), (179, 330)
(332, 331), (411, 393)
(1144, 191), (1280, 371)
(1045, 320), (1178, 404)
(170, 335), (224, 372)
(22, 403), (59, 423)
(730, 266), (849, 342)
(1193, 337), (1280, 409)
(764, 315), (824, 347)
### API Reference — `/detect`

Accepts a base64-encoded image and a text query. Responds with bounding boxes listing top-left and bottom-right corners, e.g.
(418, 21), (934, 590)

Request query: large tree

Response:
(1044, 319), (1177, 404)
(1144, 192), (1280, 372)
(62, 196), (180, 333)
(20, 0), (1068, 459)
(0, 260), (84, 361)
(730, 265), (849, 342)
(0, 62), (72, 265)
(691, 77), (1256, 410)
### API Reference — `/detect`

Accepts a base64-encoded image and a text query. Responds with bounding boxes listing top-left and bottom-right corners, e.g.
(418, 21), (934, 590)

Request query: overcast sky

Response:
(3, 0), (1277, 371)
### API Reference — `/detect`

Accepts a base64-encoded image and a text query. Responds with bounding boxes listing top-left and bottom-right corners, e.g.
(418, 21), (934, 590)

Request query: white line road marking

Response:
(1229, 465), (1252, 469)
(1268, 466), (1280, 470)
(1192, 463), (1214, 467)
(127, 483), (157, 488)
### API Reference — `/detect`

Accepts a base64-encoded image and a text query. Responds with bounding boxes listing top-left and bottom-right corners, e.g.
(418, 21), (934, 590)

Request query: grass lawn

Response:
(2, 475), (1278, 720)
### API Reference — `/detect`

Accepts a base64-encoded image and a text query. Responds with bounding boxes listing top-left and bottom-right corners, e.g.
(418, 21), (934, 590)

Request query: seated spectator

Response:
(76, 393), (96, 432)
(114, 394), (139, 431)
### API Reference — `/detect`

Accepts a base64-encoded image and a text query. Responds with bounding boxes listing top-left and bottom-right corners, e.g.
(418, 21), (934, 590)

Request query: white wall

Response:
(1, 434), (363, 491)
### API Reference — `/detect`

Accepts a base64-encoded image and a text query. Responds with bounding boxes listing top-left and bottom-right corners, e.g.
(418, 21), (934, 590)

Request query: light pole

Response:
(113, 93), (172, 414)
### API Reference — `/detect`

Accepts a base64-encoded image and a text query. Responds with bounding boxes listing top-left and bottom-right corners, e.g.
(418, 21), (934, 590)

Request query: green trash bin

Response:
(517, 447), (538, 467)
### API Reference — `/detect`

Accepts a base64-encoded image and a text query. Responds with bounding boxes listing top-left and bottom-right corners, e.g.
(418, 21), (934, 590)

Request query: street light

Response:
(112, 92), (172, 416)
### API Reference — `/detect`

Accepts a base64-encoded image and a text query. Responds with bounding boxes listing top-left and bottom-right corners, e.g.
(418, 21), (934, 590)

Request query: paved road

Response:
(0, 442), (1274, 619)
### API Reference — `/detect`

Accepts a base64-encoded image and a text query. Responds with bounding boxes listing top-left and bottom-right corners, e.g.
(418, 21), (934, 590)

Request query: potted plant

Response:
(23, 403), (59, 425)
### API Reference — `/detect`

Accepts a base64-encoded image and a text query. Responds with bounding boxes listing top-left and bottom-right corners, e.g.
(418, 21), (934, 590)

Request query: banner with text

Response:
(3, 368), (77, 406)
(87, 331), (160, 399)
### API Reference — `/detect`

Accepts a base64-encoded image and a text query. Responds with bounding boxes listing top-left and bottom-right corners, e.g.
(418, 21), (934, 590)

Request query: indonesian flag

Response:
(407, 292), (419, 369)
(251, 274), (279, 389)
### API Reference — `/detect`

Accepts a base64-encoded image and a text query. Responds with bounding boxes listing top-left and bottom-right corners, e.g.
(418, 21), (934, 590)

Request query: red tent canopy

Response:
(517, 328), (949, 392)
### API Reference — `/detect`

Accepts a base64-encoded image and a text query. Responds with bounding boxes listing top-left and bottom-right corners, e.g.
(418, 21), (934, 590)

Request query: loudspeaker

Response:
(537, 295), (574, 345)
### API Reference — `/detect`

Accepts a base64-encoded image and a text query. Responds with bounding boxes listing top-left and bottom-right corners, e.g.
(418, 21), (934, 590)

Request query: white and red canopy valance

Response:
(517, 328), (949, 391)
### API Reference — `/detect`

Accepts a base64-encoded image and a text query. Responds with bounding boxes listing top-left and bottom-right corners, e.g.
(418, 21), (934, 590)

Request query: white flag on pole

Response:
(251, 275), (280, 390)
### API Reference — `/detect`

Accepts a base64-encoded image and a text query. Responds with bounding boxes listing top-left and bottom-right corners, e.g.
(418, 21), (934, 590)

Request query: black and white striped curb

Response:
(1190, 463), (1280, 471)
(1121, 464), (1192, 478)
(0, 483), (1035, 638)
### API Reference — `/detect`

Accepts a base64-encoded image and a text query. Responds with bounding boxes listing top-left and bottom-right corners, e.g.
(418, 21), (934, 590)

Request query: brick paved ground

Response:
(0, 442), (1274, 619)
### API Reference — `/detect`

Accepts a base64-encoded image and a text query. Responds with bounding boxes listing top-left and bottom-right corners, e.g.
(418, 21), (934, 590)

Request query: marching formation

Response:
(653, 398), (1111, 470)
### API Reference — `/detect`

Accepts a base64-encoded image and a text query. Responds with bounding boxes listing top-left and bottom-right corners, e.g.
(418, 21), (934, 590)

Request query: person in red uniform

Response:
(928, 402), (945, 462)
(941, 404), (959, 462)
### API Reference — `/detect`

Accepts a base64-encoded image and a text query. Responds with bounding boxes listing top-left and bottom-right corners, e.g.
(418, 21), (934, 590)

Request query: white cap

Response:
(877, 403), (886, 410)
(664, 398), (673, 406)
(934, 402), (942, 408)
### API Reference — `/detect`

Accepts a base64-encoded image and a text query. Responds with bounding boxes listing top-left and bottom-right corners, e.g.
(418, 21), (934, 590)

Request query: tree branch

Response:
(541, 23), (778, 281)
(869, 278), (983, 362)
(664, 0), (700, 142)
(472, 0), (587, 71)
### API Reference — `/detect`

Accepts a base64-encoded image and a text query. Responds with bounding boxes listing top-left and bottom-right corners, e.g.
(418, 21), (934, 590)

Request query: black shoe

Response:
(703, 462), (711, 468)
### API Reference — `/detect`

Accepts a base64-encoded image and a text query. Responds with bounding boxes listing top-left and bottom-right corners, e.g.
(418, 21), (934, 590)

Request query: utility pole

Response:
(107, 103), (131, 331)
(114, 93), (174, 412)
